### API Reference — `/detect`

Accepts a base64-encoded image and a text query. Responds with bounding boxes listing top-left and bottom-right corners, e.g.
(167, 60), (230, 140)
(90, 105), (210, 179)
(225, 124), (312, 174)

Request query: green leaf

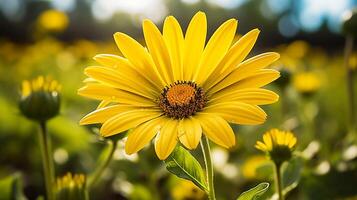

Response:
(164, 146), (207, 191)
(237, 182), (270, 200)
(282, 156), (303, 189)
(270, 156), (304, 200)
(12, 173), (27, 200)
(0, 173), (27, 200)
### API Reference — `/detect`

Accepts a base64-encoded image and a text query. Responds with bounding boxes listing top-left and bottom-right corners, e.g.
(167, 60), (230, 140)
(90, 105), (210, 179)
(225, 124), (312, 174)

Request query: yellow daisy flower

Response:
(292, 72), (321, 95)
(242, 155), (269, 179)
(79, 12), (280, 160)
(255, 129), (297, 164)
(37, 9), (69, 32)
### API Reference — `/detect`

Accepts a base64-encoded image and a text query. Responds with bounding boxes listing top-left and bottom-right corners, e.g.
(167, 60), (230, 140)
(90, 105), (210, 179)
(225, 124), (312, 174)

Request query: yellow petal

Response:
(21, 80), (31, 97)
(83, 78), (96, 83)
(178, 117), (202, 150)
(210, 88), (279, 105)
(235, 52), (280, 75)
(211, 69), (280, 97)
(143, 19), (173, 85)
(154, 119), (178, 160)
(79, 105), (138, 125)
(255, 141), (267, 151)
(100, 109), (162, 137)
(194, 19), (238, 84)
(78, 83), (156, 107)
(207, 52), (280, 95)
(113, 32), (165, 88)
(97, 100), (111, 109)
(263, 133), (273, 150)
(183, 11), (207, 80)
(283, 132), (291, 146)
(204, 102), (267, 125)
(203, 29), (260, 90)
(84, 66), (157, 99)
(93, 54), (161, 91)
(228, 69), (280, 89)
(163, 16), (184, 81)
(93, 54), (124, 68)
(125, 116), (165, 155)
(288, 137), (297, 148)
(195, 113), (235, 148)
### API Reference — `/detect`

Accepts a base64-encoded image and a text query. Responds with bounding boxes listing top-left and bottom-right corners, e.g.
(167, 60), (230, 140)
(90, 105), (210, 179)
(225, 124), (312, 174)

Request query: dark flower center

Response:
(158, 81), (206, 119)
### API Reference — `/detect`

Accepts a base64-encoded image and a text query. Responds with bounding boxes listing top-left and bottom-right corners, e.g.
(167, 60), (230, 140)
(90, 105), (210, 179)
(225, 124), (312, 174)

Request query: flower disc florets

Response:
(159, 81), (206, 119)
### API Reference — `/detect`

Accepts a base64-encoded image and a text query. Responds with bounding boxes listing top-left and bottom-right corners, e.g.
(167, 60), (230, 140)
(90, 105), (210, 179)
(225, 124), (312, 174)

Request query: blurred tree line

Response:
(0, 0), (353, 50)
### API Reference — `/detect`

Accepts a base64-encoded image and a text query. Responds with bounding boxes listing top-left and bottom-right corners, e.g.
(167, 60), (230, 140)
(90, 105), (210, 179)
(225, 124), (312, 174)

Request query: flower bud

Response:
(292, 72), (321, 97)
(255, 129), (297, 166)
(19, 76), (61, 122)
(55, 173), (88, 200)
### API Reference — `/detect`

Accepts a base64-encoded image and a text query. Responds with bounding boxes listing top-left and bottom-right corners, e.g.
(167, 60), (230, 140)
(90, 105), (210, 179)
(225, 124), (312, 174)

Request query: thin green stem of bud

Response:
(39, 121), (55, 200)
(344, 35), (356, 134)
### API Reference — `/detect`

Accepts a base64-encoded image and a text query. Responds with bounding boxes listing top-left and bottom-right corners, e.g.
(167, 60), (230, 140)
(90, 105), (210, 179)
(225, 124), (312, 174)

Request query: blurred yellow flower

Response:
(55, 173), (87, 200)
(37, 9), (69, 32)
(19, 76), (61, 121)
(79, 11), (280, 160)
(293, 72), (321, 94)
(242, 155), (268, 179)
(171, 179), (206, 200)
(71, 40), (98, 58)
(256, 129), (297, 165)
(285, 40), (310, 59)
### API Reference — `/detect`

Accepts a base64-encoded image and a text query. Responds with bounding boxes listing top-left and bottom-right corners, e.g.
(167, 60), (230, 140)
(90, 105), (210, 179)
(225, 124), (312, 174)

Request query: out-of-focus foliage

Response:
(0, 173), (27, 200)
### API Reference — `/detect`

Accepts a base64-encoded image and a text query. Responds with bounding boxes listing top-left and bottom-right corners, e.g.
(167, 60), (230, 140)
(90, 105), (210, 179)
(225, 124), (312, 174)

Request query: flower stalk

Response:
(87, 140), (117, 189)
(200, 136), (216, 200)
(38, 121), (55, 200)
(344, 35), (356, 134)
(274, 163), (284, 200)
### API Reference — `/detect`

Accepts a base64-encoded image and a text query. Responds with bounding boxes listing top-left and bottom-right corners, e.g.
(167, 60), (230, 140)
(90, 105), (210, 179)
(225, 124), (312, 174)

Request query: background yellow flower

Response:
(37, 9), (69, 32)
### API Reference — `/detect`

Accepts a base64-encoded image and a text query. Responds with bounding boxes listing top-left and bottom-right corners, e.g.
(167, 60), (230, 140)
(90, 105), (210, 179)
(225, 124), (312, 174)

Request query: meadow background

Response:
(0, 0), (357, 199)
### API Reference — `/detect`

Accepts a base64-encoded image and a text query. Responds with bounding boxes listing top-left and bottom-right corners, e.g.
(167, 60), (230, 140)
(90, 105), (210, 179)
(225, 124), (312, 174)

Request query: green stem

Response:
(200, 136), (216, 200)
(38, 121), (55, 200)
(87, 140), (117, 189)
(274, 163), (284, 200)
(344, 35), (356, 134)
